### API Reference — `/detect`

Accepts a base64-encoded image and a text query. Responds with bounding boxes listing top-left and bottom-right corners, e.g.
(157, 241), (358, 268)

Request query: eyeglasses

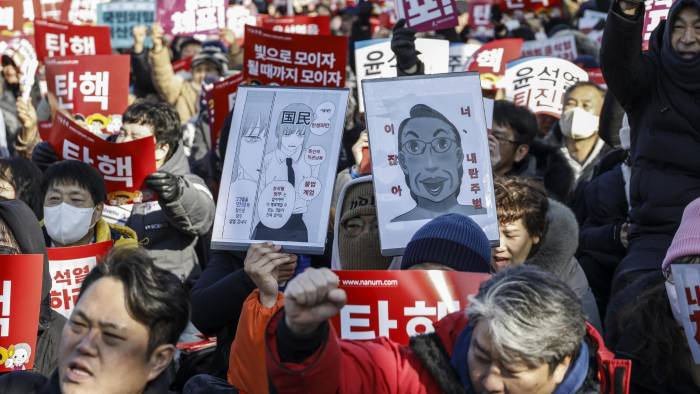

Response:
(492, 130), (519, 145)
(401, 137), (457, 155)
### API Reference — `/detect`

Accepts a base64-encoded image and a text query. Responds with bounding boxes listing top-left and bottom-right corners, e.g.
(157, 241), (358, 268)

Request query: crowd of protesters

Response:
(0, 0), (698, 392)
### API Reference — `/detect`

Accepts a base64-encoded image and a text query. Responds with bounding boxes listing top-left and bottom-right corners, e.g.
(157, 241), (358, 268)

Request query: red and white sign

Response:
(468, 0), (493, 29)
(172, 56), (193, 73)
(157, 0), (226, 37)
(45, 55), (129, 119)
(260, 15), (331, 35)
(467, 38), (523, 89)
(501, 56), (589, 117)
(670, 264), (700, 364)
(330, 270), (489, 345)
(226, 4), (257, 41)
(396, 0), (458, 32)
(0, 254), (43, 373)
(33, 0), (66, 21)
(521, 35), (578, 61)
(0, 0), (24, 33)
(643, 0), (676, 51)
(498, 0), (562, 12)
(61, 0), (110, 25)
(206, 72), (244, 145)
(34, 19), (111, 62)
(47, 241), (112, 319)
(244, 25), (347, 88)
(41, 112), (157, 202)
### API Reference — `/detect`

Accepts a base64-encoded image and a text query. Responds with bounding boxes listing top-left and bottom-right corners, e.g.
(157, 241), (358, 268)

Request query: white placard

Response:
(355, 38), (449, 111)
(212, 86), (349, 254)
(363, 73), (499, 255)
(671, 264), (700, 364)
(449, 42), (481, 73)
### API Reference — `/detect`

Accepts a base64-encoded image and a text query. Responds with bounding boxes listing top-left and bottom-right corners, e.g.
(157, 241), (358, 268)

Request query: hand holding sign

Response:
(244, 243), (297, 307)
(284, 268), (347, 335)
(391, 19), (419, 71)
(132, 25), (148, 53)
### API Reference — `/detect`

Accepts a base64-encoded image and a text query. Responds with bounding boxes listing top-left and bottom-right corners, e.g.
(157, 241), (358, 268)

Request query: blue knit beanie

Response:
(401, 214), (491, 273)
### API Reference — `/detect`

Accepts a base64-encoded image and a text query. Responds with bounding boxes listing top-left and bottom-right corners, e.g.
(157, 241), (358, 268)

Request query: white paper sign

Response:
(449, 43), (481, 73)
(520, 35), (578, 61)
(212, 86), (349, 254)
(363, 73), (499, 255)
(354, 38), (449, 111)
(501, 57), (589, 117)
(49, 256), (97, 319)
(671, 264), (700, 364)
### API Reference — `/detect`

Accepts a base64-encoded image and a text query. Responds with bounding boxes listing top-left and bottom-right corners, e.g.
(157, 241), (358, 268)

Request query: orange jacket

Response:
(228, 289), (284, 394)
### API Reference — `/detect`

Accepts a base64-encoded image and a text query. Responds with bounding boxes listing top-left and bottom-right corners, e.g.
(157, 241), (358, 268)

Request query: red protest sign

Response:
(468, 38), (522, 89)
(48, 241), (112, 319)
(33, 0), (66, 21)
(206, 72), (244, 145)
(34, 19), (112, 63)
(397, 0), (458, 32)
(60, 0), (108, 25)
(498, 0), (561, 12)
(643, 0), (676, 51)
(259, 15), (331, 35)
(0, 254), (44, 372)
(172, 56), (193, 73)
(330, 270), (489, 345)
(468, 0), (494, 29)
(0, 0), (24, 34)
(41, 112), (157, 205)
(244, 25), (347, 87)
(45, 55), (129, 124)
(157, 0), (226, 37)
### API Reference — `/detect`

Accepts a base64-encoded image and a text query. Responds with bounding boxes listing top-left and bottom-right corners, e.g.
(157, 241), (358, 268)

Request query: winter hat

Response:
(662, 197), (700, 271)
(338, 180), (392, 270)
(401, 214), (491, 272)
(191, 46), (228, 75)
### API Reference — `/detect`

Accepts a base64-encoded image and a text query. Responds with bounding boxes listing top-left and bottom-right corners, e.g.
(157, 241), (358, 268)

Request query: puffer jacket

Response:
(149, 47), (200, 124)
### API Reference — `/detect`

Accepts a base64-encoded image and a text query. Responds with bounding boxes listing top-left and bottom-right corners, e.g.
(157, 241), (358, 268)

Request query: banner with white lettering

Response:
(34, 19), (112, 62)
(395, 0), (458, 32)
(520, 35), (578, 61)
(157, 0), (226, 36)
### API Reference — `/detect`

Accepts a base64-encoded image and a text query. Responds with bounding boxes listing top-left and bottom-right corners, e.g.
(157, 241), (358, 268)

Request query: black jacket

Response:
(0, 200), (65, 377)
(601, 0), (700, 274)
(508, 140), (575, 202)
(0, 370), (175, 394)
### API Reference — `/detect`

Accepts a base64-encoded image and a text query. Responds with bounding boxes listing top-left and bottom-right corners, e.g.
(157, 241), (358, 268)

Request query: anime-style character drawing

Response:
(392, 104), (487, 222)
(235, 114), (269, 182)
(4, 343), (31, 371)
(252, 103), (314, 242)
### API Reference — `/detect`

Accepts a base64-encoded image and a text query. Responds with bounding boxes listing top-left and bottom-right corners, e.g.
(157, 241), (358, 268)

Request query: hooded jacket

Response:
(0, 200), (65, 377)
(125, 143), (215, 280)
(601, 0), (700, 276)
(524, 199), (602, 331)
(264, 310), (631, 394)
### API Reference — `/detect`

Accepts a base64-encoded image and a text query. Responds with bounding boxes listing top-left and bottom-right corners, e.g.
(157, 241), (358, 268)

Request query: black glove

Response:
(145, 171), (183, 202)
(31, 141), (59, 171)
(391, 19), (419, 71)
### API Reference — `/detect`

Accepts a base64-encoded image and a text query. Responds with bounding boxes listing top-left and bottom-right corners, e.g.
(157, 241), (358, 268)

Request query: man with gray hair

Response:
(263, 266), (631, 393)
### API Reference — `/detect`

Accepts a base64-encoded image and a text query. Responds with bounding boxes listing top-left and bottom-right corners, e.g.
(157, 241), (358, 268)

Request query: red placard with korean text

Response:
(0, 254), (43, 373)
(206, 72), (244, 145)
(34, 19), (112, 62)
(498, 0), (562, 12)
(397, 0), (458, 32)
(41, 112), (157, 205)
(33, 0), (66, 21)
(0, 0), (25, 34)
(47, 241), (112, 319)
(45, 55), (129, 125)
(244, 25), (347, 88)
(467, 38), (522, 90)
(642, 0), (676, 51)
(260, 15), (331, 35)
(157, 0), (226, 37)
(330, 270), (489, 345)
(468, 0), (494, 29)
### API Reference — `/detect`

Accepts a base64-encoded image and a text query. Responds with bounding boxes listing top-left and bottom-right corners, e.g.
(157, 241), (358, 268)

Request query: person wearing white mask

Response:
(40, 160), (138, 248)
(557, 82), (610, 183)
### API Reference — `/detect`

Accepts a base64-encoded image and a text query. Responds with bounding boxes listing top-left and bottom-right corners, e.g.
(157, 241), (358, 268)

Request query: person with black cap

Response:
(0, 199), (65, 377)
(148, 23), (227, 123)
(601, 0), (700, 297)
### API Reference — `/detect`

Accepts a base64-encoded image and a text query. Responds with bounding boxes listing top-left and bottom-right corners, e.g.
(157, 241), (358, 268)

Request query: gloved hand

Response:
(391, 19), (419, 71)
(145, 171), (183, 202)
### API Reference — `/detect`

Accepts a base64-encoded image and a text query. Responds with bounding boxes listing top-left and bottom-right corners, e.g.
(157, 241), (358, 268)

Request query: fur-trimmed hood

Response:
(525, 198), (579, 278)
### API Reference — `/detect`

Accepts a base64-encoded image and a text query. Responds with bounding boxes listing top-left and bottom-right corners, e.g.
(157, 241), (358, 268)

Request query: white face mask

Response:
(665, 280), (684, 326)
(559, 107), (600, 140)
(44, 203), (95, 245)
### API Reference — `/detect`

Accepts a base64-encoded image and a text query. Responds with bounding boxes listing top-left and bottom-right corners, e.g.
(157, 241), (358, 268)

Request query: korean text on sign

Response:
(34, 18), (112, 62)
(97, 1), (156, 49)
(244, 25), (347, 88)
(157, 0), (226, 36)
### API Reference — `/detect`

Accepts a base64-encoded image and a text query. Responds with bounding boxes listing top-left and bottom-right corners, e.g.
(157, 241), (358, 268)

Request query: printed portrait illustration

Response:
(392, 104), (487, 222)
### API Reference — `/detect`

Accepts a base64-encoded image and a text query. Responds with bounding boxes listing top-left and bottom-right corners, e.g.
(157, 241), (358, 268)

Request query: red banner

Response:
(244, 25), (347, 88)
(467, 38), (522, 89)
(259, 15), (331, 35)
(0, 254), (44, 372)
(498, 0), (561, 12)
(643, 0), (676, 51)
(34, 19), (112, 63)
(172, 56), (193, 73)
(157, 0), (226, 37)
(0, 0), (24, 34)
(468, 0), (494, 29)
(330, 270), (489, 345)
(41, 112), (157, 205)
(47, 241), (112, 319)
(398, 0), (458, 32)
(206, 72), (244, 145)
(33, 0), (66, 21)
(45, 55), (129, 123)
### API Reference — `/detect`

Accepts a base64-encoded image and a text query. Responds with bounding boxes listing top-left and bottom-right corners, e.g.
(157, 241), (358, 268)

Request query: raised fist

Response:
(284, 268), (347, 335)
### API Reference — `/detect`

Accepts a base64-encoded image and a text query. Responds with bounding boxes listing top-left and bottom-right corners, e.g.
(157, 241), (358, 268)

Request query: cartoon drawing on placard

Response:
(393, 104), (487, 222)
(213, 86), (348, 254)
(4, 343), (31, 371)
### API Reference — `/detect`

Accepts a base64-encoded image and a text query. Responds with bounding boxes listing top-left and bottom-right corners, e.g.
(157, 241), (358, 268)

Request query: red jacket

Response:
(265, 311), (631, 394)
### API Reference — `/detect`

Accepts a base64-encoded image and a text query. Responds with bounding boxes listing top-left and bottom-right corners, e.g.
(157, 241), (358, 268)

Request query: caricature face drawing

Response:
(275, 104), (312, 160)
(398, 116), (463, 203)
(12, 348), (28, 366)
